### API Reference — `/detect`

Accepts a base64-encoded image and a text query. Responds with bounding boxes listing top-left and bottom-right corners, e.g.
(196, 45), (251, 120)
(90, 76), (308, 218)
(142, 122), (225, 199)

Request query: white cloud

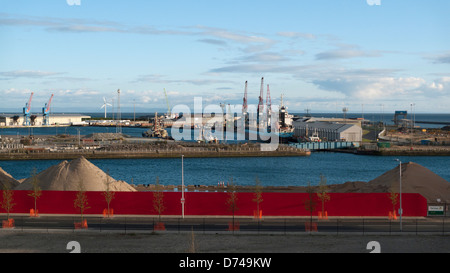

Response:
(134, 74), (234, 86)
(71, 89), (100, 96)
(241, 52), (289, 63)
(423, 77), (450, 93)
(193, 26), (276, 53)
(1, 13), (275, 53)
(2, 88), (34, 97)
(277, 31), (316, 40)
(0, 70), (63, 78)
(141, 96), (152, 103)
(427, 52), (450, 64)
(315, 44), (382, 60)
(197, 39), (228, 46)
(209, 64), (312, 74)
(310, 73), (450, 106)
(196, 26), (273, 45)
(313, 76), (426, 100)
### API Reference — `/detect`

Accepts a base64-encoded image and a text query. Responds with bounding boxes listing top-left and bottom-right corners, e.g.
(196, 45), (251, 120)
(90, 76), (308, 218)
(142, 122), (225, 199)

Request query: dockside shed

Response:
(293, 120), (362, 142)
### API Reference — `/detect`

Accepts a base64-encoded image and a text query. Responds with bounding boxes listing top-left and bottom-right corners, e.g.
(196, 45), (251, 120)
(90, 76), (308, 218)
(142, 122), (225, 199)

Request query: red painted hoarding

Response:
(0, 190), (427, 217)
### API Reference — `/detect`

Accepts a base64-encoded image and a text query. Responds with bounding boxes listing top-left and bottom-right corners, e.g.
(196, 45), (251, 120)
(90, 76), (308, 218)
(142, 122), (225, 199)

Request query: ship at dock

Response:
(277, 94), (295, 143)
(141, 112), (173, 140)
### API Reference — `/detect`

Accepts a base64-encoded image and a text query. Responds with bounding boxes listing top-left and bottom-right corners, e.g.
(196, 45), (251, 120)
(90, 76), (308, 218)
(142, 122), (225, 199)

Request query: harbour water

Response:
(0, 125), (146, 138)
(1, 153), (449, 188)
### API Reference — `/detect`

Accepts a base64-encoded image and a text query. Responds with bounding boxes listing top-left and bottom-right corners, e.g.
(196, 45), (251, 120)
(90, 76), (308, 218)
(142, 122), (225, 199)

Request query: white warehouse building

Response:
(293, 119), (362, 142)
(0, 113), (91, 127)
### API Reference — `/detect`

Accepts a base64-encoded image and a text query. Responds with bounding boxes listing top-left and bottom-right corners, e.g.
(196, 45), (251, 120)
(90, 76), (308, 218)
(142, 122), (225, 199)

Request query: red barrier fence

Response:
(0, 190), (427, 217)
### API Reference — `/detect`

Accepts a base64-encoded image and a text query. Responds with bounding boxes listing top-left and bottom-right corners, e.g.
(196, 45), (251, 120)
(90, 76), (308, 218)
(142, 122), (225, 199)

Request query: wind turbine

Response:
(100, 97), (112, 118)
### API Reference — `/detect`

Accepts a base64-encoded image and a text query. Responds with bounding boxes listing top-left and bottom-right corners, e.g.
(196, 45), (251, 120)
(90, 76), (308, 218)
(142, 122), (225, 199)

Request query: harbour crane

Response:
(42, 94), (54, 126)
(258, 77), (264, 112)
(257, 77), (264, 127)
(242, 81), (248, 116)
(266, 84), (272, 112)
(23, 92), (34, 126)
(242, 81), (249, 127)
(266, 84), (272, 128)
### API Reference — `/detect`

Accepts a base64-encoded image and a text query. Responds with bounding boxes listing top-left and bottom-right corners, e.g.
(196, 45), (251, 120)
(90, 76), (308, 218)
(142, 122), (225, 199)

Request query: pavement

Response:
(1, 214), (449, 254)
(0, 229), (449, 253)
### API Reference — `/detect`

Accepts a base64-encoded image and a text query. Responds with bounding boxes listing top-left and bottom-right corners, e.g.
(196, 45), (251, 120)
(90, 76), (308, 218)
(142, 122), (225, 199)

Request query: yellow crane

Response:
(164, 88), (171, 118)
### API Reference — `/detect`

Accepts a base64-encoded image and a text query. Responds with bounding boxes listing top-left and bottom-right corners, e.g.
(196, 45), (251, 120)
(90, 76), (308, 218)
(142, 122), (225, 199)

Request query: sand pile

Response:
(15, 156), (136, 192)
(0, 167), (19, 189)
(329, 162), (450, 202)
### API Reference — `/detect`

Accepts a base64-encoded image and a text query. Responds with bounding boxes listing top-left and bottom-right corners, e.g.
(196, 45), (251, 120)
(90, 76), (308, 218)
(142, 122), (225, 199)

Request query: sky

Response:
(0, 0), (449, 115)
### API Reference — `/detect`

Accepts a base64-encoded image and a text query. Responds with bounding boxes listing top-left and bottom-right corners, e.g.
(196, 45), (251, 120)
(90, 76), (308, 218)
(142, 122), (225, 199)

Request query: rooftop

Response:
(293, 119), (357, 132)
(0, 113), (91, 118)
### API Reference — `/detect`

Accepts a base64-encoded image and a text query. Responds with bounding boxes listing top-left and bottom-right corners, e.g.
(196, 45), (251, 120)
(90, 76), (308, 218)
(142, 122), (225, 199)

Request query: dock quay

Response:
(353, 145), (450, 156)
(0, 143), (310, 160)
(289, 141), (359, 151)
(135, 184), (311, 193)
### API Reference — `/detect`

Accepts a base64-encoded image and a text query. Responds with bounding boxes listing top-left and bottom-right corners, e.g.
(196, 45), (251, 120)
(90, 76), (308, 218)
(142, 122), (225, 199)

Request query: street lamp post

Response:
(395, 159), (402, 231)
(181, 154), (185, 219)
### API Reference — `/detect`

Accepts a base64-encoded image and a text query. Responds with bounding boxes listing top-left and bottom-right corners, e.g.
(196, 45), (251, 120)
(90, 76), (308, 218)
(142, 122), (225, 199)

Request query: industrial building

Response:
(293, 119), (362, 142)
(0, 113), (91, 127)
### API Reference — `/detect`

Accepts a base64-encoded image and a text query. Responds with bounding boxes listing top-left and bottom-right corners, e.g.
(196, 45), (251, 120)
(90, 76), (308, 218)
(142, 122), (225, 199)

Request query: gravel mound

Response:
(329, 162), (450, 202)
(15, 156), (136, 192)
(0, 167), (19, 189)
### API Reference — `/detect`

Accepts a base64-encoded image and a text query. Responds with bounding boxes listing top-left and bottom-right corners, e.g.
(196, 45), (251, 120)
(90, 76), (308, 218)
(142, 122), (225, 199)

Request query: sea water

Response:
(1, 153), (449, 187)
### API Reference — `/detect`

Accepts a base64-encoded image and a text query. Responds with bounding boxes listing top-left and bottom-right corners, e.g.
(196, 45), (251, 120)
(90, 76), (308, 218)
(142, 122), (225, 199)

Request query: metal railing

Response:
(2, 215), (450, 235)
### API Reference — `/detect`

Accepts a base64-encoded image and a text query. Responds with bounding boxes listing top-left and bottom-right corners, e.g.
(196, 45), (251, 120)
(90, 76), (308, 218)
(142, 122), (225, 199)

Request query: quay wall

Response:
(1, 190), (427, 217)
(356, 147), (450, 156)
(0, 149), (310, 160)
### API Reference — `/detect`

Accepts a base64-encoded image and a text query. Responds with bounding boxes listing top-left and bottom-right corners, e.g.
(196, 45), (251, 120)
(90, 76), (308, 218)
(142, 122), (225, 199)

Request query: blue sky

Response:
(0, 0), (449, 114)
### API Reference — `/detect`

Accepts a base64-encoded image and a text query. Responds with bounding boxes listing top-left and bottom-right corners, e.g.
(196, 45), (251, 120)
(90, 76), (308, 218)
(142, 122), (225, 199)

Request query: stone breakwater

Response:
(0, 147), (310, 161)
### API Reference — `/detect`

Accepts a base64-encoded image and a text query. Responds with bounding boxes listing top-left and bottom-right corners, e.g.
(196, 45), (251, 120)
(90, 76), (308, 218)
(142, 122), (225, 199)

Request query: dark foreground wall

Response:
(1, 191), (427, 217)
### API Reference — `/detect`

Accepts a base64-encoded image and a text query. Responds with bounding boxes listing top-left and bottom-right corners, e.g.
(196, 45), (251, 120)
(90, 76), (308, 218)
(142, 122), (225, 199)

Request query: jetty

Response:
(0, 142), (310, 160)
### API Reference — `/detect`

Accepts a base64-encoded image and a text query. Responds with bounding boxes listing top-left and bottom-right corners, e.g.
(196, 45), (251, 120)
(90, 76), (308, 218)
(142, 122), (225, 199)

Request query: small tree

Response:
(226, 178), (239, 230)
(252, 176), (263, 219)
(316, 174), (330, 218)
(27, 167), (42, 216)
(153, 177), (165, 222)
(102, 170), (115, 217)
(388, 186), (399, 216)
(304, 181), (317, 231)
(1, 183), (15, 221)
(74, 180), (90, 225)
